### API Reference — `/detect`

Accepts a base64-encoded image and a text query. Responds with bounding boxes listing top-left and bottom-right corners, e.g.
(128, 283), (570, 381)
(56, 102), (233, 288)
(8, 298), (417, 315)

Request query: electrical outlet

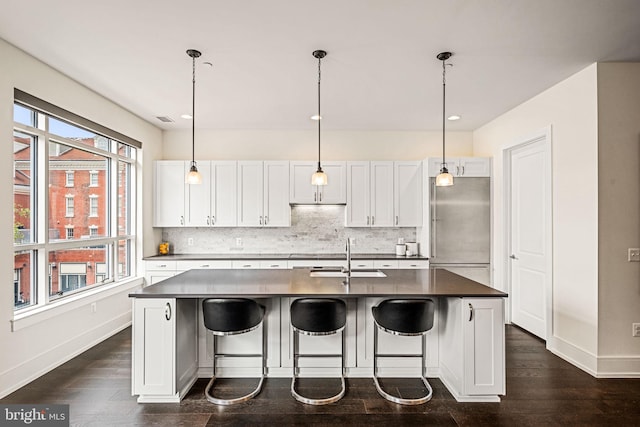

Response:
(187, 237), (194, 246)
(349, 237), (356, 246)
(236, 238), (243, 247)
(633, 323), (640, 337)
(628, 248), (640, 262)
(91, 302), (97, 314)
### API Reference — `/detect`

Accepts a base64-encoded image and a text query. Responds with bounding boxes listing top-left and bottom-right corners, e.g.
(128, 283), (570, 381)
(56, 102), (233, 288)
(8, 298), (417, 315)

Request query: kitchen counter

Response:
(143, 252), (428, 261)
(130, 267), (505, 299)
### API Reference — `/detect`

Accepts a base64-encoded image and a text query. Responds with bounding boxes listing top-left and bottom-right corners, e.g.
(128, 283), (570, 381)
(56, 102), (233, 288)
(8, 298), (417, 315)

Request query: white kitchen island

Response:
(129, 268), (506, 403)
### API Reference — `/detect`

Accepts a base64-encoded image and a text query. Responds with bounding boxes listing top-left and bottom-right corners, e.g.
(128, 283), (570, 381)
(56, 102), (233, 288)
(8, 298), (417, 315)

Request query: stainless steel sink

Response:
(309, 269), (387, 278)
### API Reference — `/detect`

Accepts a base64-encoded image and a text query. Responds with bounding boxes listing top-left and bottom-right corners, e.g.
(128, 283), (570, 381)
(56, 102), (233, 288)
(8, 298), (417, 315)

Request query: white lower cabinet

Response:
(132, 298), (198, 402)
(144, 260), (181, 286)
(439, 297), (505, 401)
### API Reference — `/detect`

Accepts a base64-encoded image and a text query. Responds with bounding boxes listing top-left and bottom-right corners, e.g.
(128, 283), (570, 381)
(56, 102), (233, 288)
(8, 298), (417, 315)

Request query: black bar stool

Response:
(371, 299), (435, 405)
(290, 298), (347, 405)
(202, 298), (266, 405)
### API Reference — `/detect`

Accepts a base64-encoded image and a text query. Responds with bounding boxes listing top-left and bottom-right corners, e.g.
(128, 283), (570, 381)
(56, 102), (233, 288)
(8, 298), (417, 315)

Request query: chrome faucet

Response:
(343, 238), (351, 285)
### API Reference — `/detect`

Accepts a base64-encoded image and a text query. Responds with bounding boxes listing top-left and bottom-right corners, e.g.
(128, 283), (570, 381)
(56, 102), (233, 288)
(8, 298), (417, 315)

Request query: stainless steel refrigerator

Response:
(429, 177), (491, 285)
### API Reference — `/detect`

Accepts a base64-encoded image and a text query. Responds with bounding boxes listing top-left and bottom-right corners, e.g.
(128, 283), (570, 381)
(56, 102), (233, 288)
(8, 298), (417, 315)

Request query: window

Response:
(65, 195), (74, 217)
(13, 90), (140, 311)
(65, 171), (74, 187)
(89, 195), (98, 217)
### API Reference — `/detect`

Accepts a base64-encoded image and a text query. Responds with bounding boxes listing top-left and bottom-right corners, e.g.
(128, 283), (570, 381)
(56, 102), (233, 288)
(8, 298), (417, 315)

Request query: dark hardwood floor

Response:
(3, 325), (640, 426)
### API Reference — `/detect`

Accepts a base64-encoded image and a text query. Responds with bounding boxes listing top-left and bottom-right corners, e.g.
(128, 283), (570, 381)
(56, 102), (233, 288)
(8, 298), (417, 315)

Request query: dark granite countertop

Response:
(144, 253), (428, 261)
(130, 268), (505, 299)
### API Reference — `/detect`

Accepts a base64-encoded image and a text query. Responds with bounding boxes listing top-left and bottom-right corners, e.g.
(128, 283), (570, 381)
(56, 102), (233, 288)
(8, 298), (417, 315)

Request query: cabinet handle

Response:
(314, 192), (317, 202)
(456, 165), (460, 176)
(319, 191), (322, 202)
(165, 303), (172, 321)
(200, 264), (210, 268)
(461, 165), (465, 176)
(158, 264), (167, 268)
(180, 215), (184, 225)
(367, 216), (370, 225)
(264, 216), (268, 225)
(259, 216), (263, 225)
(243, 264), (252, 268)
(395, 216), (399, 225)
(206, 216), (210, 225)
(468, 303), (473, 322)
(211, 215), (215, 225)
(372, 216), (375, 225)
(270, 264), (279, 268)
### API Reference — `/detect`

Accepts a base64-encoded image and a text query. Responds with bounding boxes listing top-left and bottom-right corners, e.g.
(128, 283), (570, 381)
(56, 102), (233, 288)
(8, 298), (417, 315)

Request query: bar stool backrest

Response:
(372, 299), (435, 335)
(290, 298), (346, 334)
(202, 298), (265, 335)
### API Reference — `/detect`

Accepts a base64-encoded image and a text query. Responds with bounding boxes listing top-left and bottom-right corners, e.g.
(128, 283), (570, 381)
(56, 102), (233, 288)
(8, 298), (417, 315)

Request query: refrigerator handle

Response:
(431, 179), (436, 259)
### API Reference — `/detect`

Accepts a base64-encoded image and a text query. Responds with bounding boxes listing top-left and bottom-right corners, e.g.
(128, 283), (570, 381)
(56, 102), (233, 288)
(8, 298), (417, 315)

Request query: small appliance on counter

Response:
(395, 243), (406, 256)
(405, 242), (419, 257)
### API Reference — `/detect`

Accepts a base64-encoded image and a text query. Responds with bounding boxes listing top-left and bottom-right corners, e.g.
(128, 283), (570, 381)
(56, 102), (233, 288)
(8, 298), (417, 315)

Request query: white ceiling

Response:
(1, 0), (639, 132)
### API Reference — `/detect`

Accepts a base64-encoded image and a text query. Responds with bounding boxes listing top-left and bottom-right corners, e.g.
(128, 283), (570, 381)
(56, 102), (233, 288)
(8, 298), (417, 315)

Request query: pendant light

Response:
(185, 49), (202, 185)
(311, 50), (328, 186)
(435, 51), (454, 187)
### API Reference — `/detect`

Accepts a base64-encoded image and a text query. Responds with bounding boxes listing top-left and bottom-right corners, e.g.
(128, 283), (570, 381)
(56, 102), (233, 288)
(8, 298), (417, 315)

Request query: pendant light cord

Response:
(317, 55), (322, 171)
(441, 58), (446, 167)
(192, 54), (196, 166)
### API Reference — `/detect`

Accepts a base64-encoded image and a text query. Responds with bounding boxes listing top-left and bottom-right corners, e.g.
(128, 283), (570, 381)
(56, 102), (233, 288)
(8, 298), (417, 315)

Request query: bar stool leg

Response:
(372, 324), (433, 405)
(291, 328), (346, 405)
(205, 324), (266, 405)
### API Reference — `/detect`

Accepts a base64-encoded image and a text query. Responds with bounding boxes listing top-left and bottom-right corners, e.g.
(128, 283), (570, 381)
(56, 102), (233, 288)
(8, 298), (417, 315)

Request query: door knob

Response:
(510, 254), (518, 260)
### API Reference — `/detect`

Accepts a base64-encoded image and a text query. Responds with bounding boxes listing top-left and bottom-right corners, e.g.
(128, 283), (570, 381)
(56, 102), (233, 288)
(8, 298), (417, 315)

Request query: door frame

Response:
(502, 126), (553, 342)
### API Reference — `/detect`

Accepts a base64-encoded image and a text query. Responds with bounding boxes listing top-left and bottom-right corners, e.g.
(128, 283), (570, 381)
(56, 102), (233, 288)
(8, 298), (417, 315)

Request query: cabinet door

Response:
(463, 298), (505, 395)
(212, 161), (237, 226)
(371, 161), (394, 227)
(394, 161), (422, 227)
(237, 161), (264, 227)
(186, 161), (211, 227)
(263, 161), (290, 227)
(289, 162), (316, 204)
(154, 161), (186, 227)
(133, 298), (175, 396)
(346, 161), (370, 227)
(458, 158), (491, 177)
(318, 161), (346, 204)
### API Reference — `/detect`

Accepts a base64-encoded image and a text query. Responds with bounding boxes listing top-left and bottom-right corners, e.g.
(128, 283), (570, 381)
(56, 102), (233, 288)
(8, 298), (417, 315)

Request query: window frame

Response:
(12, 91), (140, 314)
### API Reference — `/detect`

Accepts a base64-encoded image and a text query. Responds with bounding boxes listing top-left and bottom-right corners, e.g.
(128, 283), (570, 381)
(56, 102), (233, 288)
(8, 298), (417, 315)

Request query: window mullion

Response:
(39, 116), (50, 306)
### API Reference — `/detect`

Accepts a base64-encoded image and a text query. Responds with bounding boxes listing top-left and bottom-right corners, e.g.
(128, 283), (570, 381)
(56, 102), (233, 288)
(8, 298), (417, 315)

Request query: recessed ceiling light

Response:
(181, 114), (193, 119)
(447, 115), (461, 121)
(310, 114), (322, 121)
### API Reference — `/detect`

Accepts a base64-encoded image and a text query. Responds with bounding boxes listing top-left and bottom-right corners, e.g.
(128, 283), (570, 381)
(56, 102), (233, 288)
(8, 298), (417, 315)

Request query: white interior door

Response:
(507, 131), (552, 340)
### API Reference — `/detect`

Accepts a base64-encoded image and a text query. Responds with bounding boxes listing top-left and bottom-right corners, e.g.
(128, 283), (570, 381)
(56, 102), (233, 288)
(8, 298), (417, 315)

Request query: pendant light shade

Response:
(311, 49), (328, 186)
(185, 49), (202, 185)
(436, 51), (454, 187)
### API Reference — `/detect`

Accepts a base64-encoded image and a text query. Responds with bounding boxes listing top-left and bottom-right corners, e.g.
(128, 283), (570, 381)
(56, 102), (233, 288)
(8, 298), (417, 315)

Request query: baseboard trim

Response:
(0, 313), (131, 399)
(547, 335), (598, 376)
(596, 356), (640, 378)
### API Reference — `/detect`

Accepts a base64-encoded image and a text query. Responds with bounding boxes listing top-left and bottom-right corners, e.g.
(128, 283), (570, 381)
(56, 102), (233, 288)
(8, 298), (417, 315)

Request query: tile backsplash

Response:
(163, 205), (416, 254)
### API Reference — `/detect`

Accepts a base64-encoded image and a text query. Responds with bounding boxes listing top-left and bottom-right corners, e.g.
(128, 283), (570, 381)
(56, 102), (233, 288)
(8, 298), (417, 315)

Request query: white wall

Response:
(473, 65), (600, 367)
(596, 63), (640, 368)
(0, 39), (163, 397)
(162, 129), (473, 161)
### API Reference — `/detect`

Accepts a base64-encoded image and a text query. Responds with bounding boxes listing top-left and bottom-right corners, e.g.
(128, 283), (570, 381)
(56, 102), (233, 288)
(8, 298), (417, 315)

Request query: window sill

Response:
(11, 277), (143, 332)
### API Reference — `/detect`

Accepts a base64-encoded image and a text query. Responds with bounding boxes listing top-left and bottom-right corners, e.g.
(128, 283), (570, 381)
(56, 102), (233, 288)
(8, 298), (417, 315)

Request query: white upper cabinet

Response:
(394, 161), (422, 227)
(346, 161), (420, 227)
(263, 161), (291, 226)
(289, 161), (346, 204)
(428, 157), (491, 177)
(154, 161), (186, 227)
(186, 161), (237, 227)
(238, 161), (290, 227)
